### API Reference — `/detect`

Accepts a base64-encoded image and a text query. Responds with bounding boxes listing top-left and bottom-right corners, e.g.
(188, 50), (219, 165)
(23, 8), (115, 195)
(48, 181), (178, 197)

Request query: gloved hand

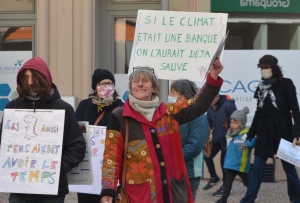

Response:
(246, 134), (253, 142)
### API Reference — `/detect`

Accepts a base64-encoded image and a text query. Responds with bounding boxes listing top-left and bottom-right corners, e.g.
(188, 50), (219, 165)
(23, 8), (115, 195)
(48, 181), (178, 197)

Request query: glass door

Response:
(98, 0), (161, 73)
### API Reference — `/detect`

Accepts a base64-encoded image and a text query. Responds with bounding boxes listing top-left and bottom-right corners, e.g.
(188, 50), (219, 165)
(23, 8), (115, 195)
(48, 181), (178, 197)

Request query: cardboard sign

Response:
(128, 10), (228, 81)
(0, 109), (65, 195)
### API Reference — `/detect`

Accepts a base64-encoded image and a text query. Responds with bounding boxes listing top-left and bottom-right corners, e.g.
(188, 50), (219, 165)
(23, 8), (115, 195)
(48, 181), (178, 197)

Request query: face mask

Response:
(261, 68), (272, 79)
(167, 96), (177, 103)
(97, 85), (115, 99)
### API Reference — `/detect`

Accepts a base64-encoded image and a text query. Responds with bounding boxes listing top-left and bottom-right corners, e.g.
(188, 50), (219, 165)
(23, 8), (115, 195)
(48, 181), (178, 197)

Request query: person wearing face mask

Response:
(0, 57), (86, 203)
(75, 69), (124, 203)
(169, 79), (209, 202)
(240, 55), (300, 203)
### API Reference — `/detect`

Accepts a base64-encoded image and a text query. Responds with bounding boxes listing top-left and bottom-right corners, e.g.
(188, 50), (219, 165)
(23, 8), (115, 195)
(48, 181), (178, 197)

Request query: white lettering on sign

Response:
(240, 0), (290, 9)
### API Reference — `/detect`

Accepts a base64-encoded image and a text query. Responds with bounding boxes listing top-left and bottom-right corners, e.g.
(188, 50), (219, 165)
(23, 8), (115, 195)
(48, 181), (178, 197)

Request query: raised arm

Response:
(170, 58), (224, 125)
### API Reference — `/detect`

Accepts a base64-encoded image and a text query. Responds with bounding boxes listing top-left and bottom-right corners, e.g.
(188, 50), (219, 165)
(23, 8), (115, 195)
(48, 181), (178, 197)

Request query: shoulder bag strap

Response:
(94, 111), (105, 125)
(121, 118), (129, 189)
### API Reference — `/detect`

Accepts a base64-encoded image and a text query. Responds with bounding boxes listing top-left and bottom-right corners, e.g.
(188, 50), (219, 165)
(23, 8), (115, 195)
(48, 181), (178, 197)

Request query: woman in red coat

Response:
(100, 59), (224, 203)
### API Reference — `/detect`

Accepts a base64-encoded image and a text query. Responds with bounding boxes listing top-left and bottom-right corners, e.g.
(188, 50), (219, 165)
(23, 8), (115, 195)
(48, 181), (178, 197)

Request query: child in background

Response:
(214, 107), (256, 203)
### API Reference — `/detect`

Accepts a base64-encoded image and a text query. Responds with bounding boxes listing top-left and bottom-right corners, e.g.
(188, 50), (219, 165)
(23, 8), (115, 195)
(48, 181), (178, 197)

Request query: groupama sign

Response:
(211, 0), (300, 14)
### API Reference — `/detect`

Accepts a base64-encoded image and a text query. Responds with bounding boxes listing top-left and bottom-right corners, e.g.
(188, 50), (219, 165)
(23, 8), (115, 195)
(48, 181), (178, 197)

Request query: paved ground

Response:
(0, 180), (291, 203)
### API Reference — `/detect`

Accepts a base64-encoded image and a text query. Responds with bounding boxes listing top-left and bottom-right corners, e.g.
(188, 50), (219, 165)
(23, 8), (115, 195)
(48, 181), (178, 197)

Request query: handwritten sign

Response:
(69, 125), (106, 194)
(276, 138), (300, 168)
(128, 10), (228, 81)
(67, 122), (93, 185)
(0, 109), (65, 194)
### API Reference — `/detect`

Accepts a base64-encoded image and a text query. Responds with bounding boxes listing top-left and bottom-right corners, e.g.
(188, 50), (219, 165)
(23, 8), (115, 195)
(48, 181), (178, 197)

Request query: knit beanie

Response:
(230, 106), (250, 129)
(91, 69), (115, 90)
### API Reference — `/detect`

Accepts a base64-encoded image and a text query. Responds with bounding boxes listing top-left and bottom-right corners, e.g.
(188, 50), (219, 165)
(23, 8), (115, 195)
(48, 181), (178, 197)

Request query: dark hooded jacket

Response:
(0, 57), (86, 200)
(206, 95), (237, 147)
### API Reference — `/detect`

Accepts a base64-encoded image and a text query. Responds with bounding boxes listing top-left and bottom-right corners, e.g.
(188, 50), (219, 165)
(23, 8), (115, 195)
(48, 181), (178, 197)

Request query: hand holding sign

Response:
(210, 57), (223, 80)
(203, 30), (229, 81)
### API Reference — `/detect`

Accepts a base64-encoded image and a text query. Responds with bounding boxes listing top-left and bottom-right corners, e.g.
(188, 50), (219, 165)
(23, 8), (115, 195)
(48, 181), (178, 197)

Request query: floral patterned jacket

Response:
(100, 75), (223, 203)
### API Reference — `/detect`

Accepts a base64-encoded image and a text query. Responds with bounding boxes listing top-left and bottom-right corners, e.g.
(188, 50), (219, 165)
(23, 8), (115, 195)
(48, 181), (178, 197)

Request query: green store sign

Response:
(211, 0), (300, 14)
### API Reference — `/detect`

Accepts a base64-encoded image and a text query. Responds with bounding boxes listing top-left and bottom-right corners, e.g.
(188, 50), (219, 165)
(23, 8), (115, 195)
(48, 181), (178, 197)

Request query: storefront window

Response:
(114, 18), (135, 73)
(0, 0), (34, 13)
(225, 23), (258, 50)
(0, 26), (32, 51)
(225, 22), (300, 50)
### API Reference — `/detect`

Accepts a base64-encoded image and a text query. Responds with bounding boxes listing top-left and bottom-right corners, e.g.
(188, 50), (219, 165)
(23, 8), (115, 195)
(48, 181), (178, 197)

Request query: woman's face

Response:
(169, 88), (185, 102)
(260, 67), (273, 79)
(131, 73), (155, 101)
(96, 79), (114, 99)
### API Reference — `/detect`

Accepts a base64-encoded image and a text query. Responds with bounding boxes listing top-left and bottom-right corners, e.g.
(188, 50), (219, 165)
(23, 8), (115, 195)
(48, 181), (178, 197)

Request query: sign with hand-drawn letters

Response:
(0, 109), (65, 194)
(128, 10), (228, 81)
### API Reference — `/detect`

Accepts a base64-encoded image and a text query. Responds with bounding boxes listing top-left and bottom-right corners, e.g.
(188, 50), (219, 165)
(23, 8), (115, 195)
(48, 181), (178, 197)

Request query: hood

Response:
(214, 95), (235, 111)
(17, 57), (52, 92)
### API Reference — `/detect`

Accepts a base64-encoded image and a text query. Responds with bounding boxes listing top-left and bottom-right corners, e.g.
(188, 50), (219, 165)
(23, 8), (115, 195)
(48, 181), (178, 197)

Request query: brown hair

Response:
(17, 69), (50, 101)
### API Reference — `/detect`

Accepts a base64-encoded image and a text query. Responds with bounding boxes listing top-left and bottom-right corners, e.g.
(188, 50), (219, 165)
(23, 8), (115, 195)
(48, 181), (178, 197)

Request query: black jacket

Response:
(0, 83), (86, 200)
(75, 98), (124, 126)
(248, 78), (300, 158)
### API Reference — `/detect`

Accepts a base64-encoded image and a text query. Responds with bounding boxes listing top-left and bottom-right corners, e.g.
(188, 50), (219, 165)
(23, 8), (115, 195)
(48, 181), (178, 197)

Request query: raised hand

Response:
(210, 57), (223, 80)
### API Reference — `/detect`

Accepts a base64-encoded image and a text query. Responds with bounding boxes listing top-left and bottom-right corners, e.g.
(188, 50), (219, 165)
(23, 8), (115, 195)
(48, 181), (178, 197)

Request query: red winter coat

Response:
(100, 75), (223, 203)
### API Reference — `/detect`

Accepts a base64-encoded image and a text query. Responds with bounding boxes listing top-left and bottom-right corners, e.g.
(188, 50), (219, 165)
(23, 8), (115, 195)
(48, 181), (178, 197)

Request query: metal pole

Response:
(159, 0), (169, 102)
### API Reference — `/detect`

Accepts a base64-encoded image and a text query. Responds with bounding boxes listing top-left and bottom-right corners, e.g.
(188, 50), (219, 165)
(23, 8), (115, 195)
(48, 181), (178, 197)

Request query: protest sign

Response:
(67, 122), (93, 185)
(276, 138), (300, 168)
(128, 10), (228, 81)
(69, 125), (106, 194)
(0, 109), (65, 195)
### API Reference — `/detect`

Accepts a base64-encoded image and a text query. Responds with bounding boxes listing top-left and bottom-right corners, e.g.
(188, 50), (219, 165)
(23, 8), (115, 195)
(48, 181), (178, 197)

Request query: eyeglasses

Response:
(98, 81), (114, 87)
(133, 67), (154, 73)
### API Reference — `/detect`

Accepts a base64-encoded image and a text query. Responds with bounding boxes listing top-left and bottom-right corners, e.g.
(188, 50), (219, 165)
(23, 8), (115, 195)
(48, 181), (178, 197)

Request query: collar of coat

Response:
(123, 99), (167, 125)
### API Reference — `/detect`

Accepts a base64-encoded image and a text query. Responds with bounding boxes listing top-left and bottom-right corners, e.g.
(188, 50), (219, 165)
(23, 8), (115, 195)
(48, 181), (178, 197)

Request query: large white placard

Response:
(276, 139), (300, 168)
(0, 109), (65, 195)
(67, 122), (93, 185)
(128, 10), (228, 81)
(69, 125), (106, 194)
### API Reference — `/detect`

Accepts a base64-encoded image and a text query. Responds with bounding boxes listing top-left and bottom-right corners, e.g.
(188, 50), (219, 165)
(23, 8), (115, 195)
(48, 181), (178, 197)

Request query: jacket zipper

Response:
(32, 101), (36, 112)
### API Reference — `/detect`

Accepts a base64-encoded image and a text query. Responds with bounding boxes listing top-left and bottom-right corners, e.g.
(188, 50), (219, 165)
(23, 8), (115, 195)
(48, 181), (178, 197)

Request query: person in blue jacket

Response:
(204, 94), (237, 196)
(169, 79), (209, 202)
(214, 106), (256, 203)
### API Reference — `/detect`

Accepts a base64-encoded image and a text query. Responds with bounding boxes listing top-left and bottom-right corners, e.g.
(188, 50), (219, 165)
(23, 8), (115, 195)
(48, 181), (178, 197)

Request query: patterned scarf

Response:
(90, 96), (115, 112)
